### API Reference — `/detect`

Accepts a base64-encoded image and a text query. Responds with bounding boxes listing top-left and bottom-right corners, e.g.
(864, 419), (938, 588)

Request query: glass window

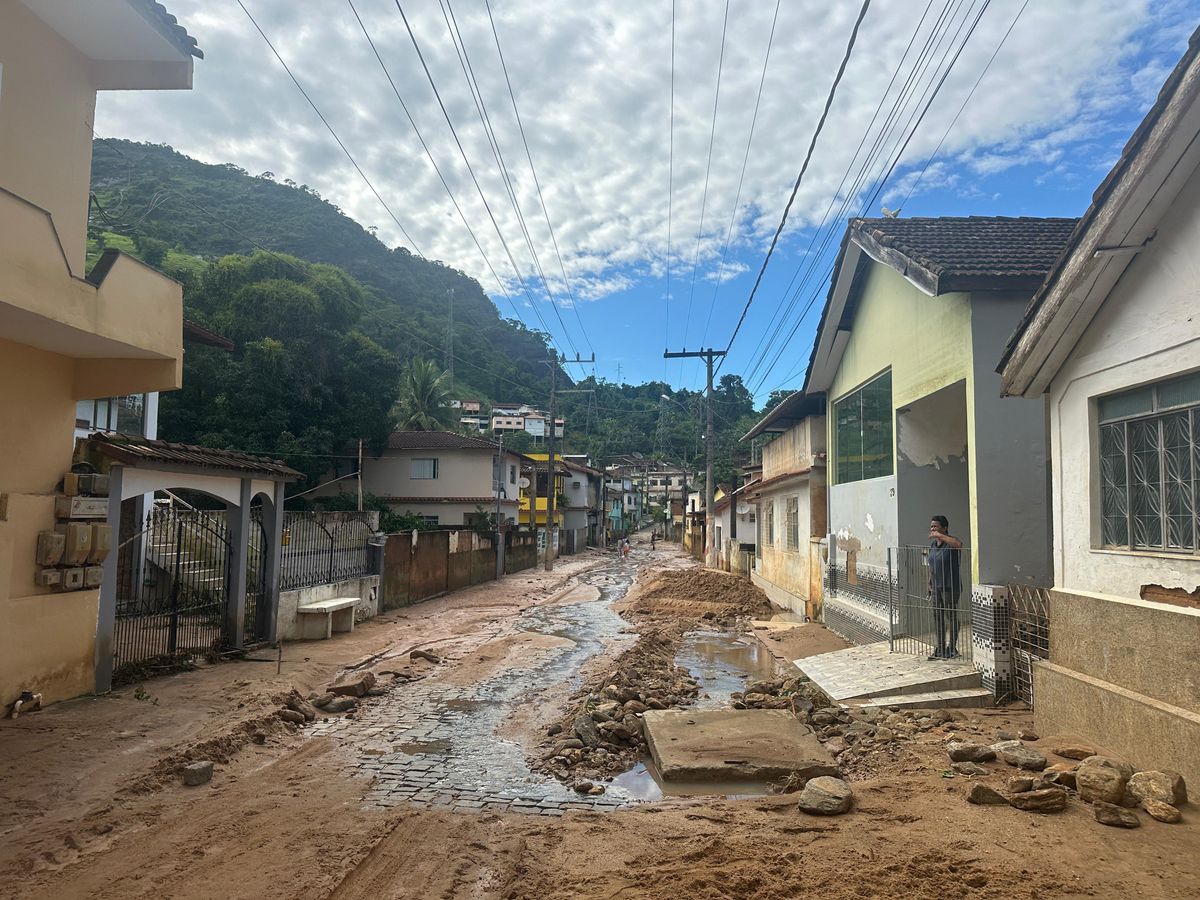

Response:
(1097, 374), (1200, 553)
(509, 464), (517, 484)
(410, 458), (438, 479)
(833, 371), (893, 484)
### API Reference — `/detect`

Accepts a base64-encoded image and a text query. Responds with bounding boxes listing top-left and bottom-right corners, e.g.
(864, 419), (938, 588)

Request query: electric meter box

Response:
(35, 531), (66, 566)
(58, 521), (92, 565)
(60, 567), (85, 592)
(88, 523), (112, 563)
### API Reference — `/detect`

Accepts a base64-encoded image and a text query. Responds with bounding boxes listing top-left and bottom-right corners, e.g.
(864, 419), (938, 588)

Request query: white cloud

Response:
(96, 0), (1190, 313)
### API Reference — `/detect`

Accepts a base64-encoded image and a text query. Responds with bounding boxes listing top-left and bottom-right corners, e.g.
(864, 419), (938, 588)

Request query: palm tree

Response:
(394, 357), (454, 431)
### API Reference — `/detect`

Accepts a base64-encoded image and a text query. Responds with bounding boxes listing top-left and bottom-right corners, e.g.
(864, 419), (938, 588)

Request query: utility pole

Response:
(543, 353), (595, 571)
(495, 431), (504, 580)
(357, 438), (363, 512)
(663, 347), (726, 568)
(444, 288), (455, 384)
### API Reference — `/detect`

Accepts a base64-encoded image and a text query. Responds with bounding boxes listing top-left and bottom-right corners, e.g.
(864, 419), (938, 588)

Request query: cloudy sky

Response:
(97, 0), (1196, 397)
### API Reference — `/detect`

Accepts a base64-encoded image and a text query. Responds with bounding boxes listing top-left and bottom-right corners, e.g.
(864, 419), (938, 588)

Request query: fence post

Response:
(225, 478), (252, 650)
(262, 483), (286, 643)
(95, 465), (125, 693)
(886, 547), (895, 652)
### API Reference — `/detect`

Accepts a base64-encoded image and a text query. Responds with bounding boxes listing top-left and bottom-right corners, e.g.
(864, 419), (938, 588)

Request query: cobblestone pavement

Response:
(311, 558), (646, 815)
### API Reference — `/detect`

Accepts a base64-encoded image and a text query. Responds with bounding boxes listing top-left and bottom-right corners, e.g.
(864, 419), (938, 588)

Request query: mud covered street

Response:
(2, 538), (1199, 900)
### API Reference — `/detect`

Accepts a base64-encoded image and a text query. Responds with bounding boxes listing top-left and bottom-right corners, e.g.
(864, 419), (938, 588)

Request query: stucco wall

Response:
(1047, 161), (1200, 600)
(361, 448), (504, 501)
(828, 476), (898, 569)
(970, 294), (1052, 586)
(755, 479), (813, 610)
(0, 2), (96, 273)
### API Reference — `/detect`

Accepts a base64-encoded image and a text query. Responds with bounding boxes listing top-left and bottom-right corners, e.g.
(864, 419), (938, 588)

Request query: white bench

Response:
(295, 597), (357, 640)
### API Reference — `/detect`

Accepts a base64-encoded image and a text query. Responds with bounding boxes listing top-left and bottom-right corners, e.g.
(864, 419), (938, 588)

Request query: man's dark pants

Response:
(932, 585), (960, 656)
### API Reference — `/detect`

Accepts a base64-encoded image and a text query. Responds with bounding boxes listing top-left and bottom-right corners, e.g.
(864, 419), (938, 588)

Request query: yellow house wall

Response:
(0, 2), (98, 275)
(826, 261), (979, 572)
(0, 338), (98, 705)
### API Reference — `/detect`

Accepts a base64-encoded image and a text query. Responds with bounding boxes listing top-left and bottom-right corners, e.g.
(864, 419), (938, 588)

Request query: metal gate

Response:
(113, 506), (233, 682)
(887, 545), (973, 662)
(1008, 584), (1050, 707)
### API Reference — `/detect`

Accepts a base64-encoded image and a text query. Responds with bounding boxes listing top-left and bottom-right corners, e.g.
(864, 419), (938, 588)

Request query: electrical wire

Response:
(483, 0), (595, 356)
(663, 0), (676, 382)
(236, 0), (423, 256)
(717, 0), (873, 366)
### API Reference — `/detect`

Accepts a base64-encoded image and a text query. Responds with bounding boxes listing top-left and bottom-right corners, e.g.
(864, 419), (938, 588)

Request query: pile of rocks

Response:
(530, 626), (700, 782)
(954, 736), (1187, 827)
(809, 704), (955, 777)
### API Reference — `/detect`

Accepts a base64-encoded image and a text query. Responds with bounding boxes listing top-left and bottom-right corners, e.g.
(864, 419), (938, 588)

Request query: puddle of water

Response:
(610, 761), (770, 800)
(675, 629), (779, 708)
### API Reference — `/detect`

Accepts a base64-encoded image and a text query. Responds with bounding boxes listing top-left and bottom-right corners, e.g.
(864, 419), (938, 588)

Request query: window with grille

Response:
(1098, 371), (1200, 552)
(833, 370), (893, 484)
(764, 500), (775, 546)
(785, 496), (800, 550)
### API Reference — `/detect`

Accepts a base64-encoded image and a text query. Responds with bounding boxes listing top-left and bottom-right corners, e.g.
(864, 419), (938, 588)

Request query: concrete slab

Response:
(795, 642), (980, 702)
(642, 709), (838, 782)
(851, 687), (993, 710)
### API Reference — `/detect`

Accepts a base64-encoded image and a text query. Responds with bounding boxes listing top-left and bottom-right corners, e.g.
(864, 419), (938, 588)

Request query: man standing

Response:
(927, 515), (963, 660)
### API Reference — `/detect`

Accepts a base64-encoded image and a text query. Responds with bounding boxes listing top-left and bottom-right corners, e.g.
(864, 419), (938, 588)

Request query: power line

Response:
(393, 0), (567, 355)
(483, 0), (595, 357)
(718, 0), (873, 366)
(439, 0), (581, 357)
(680, 0), (732, 383)
(345, 0), (529, 328)
(664, 0), (676, 384)
(694, 0), (782, 373)
(236, 0), (423, 256)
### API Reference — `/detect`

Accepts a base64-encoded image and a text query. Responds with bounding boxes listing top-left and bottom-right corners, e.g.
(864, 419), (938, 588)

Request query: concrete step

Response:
(794, 642), (982, 702)
(850, 687), (994, 710)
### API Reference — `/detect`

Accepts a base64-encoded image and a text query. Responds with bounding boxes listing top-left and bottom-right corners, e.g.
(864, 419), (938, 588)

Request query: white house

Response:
(999, 27), (1200, 786)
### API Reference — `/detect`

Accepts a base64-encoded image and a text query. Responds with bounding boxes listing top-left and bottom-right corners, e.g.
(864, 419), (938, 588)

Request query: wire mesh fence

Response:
(1008, 584), (1050, 707)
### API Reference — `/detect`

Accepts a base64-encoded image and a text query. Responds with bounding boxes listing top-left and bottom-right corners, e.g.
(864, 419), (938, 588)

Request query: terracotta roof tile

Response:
(88, 433), (301, 480)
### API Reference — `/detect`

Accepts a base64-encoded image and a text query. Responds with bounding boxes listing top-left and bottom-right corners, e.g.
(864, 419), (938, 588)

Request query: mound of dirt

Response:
(621, 568), (774, 622)
(529, 623), (699, 783)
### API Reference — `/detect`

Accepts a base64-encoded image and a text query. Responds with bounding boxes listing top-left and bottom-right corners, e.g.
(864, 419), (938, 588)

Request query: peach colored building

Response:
(0, 1), (200, 707)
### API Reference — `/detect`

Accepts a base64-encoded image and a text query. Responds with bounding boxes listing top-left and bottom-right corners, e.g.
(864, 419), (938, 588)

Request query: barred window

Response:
(1098, 371), (1200, 552)
(764, 500), (775, 546)
(785, 496), (800, 550)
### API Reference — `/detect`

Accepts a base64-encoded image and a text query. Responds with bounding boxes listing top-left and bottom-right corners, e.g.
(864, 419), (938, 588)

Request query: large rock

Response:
(574, 714), (602, 748)
(1127, 771), (1187, 807)
(1052, 744), (1095, 761)
(992, 740), (1047, 771)
(1142, 799), (1183, 823)
(948, 741), (997, 763)
(967, 784), (1008, 805)
(953, 762), (989, 776)
(182, 760), (214, 787)
(1081, 755), (1134, 781)
(1077, 763), (1127, 805)
(286, 695), (319, 721)
(277, 708), (306, 725)
(1093, 801), (1140, 828)
(324, 696), (358, 713)
(1008, 787), (1067, 812)
(797, 777), (853, 815)
(329, 671), (376, 698)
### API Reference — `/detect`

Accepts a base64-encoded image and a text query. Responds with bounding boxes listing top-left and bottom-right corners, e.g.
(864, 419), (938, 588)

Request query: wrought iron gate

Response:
(113, 507), (233, 681)
(244, 514), (269, 644)
(887, 545), (973, 662)
(1008, 584), (1050, 707)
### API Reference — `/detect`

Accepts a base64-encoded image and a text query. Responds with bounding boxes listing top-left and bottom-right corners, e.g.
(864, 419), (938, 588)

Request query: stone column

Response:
(260, 480), (286, 643)
(95, 466), (125, 693)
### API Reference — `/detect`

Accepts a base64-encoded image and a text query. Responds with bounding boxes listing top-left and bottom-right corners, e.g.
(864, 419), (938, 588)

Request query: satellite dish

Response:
(736, 502), (751, 516)
(518, 476), (531, 488)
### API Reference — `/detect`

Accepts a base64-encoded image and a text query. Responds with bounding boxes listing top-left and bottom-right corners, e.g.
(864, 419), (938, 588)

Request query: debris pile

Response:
(529, 625), (700, 782)
(951, 734), (1188, 827)
(622, 568), (774, 622)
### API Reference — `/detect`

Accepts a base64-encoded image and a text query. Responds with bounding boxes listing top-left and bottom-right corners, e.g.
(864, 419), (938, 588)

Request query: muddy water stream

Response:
(315, 555), (780, 812)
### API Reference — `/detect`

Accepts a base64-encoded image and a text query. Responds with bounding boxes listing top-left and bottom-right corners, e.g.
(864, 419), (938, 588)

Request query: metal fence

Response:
(114, 507), (232, 681)
(887, 544), (974, 662)
(278, 511), (374, 591)
(1008, 584), (1050, 707)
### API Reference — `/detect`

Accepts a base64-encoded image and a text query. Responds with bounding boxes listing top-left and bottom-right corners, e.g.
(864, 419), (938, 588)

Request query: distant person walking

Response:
(650, 532), (656, 550)
(927, 515), (963, 660)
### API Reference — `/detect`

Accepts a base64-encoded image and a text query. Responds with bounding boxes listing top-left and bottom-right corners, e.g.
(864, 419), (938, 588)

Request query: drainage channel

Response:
(311, 558), (779, 815)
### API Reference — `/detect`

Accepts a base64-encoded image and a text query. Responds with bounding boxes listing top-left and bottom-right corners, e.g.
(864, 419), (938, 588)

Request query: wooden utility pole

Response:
(663, 348), (726, 567)
(543, 354), (595, 571)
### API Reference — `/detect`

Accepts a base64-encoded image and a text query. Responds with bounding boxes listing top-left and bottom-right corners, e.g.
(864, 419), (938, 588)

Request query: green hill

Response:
(89, 138), (556, 399)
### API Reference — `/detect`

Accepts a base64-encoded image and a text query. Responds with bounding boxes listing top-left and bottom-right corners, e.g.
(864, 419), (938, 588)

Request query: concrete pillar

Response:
(225, 478), (252, 648)
(260, 480), (286, 643)
(95, 465), (124, 694)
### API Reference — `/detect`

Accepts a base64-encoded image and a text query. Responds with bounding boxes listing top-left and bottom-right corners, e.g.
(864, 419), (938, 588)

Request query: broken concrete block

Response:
(182, 761), (214, 786)
(328, 671), (376, 698)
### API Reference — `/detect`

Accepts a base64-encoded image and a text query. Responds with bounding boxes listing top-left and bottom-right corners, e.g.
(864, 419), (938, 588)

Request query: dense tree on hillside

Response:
(89, 139), (559, 400)
(157, 251), (398, 486)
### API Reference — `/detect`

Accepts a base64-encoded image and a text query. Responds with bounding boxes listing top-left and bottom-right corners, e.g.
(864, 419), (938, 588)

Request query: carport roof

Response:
(88, 434), (302, 481)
